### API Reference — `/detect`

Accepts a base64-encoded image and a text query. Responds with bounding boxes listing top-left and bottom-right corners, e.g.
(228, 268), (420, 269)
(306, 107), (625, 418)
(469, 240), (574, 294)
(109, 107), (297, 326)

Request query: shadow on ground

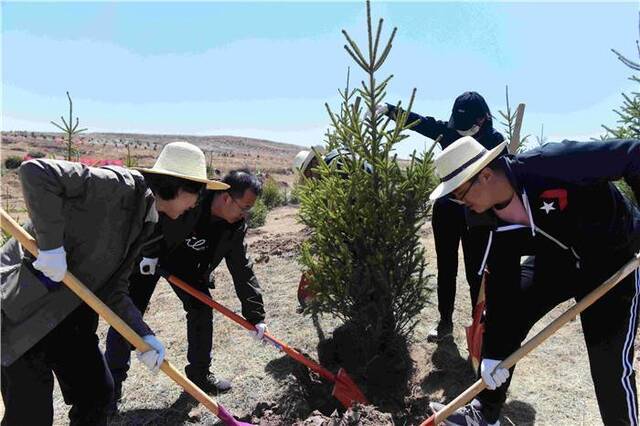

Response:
(502, 400), (536, 425)
(420, 336), (476, 401)
(109, 392), (199, 425)
(419, 338), (536, 425)
(252, 352), (342, 424)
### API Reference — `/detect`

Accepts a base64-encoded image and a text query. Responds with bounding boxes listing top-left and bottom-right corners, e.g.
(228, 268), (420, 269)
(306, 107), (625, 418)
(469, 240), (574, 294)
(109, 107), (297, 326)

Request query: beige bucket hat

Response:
(429, 136), (507, 200)
(292, 146), (326, 174)
(136, 141), (228, 190)
(292, 150), (315, 173)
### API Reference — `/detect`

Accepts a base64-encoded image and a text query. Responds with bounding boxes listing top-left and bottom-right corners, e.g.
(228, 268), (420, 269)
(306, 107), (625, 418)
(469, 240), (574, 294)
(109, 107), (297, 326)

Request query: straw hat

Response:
(293, 145), (324, 173)
(429, 136), (507, 200)
(136, 141), (228, 190)
(292, 150), (315, 173)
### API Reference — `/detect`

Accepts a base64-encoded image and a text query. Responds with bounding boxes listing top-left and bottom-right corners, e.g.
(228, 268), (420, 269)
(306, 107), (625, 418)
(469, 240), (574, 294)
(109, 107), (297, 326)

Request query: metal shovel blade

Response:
(332, 368), (369, 407)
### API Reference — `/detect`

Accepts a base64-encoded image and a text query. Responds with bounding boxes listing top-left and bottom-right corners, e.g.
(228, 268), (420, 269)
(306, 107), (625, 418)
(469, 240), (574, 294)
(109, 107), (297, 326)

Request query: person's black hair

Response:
(143, 173), (204, 200)
(486, 156), (507, 173)
(222, 169), (262, 198)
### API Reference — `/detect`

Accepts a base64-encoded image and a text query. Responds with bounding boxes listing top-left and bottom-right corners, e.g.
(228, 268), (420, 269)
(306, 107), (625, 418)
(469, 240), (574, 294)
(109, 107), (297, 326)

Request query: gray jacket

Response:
(1, 159), (156, 366)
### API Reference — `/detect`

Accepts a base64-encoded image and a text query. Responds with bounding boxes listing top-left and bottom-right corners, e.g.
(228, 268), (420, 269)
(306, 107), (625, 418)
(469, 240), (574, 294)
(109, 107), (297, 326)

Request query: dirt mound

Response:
(297, 405), (394, 425)
(250, 234), (305, 262)
(247, 404), (393, 426)
(245, 352), (343, 424)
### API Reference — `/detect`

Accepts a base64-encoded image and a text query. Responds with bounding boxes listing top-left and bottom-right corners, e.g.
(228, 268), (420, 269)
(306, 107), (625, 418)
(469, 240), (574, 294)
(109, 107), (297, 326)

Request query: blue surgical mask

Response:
(456, 124), (481, 137)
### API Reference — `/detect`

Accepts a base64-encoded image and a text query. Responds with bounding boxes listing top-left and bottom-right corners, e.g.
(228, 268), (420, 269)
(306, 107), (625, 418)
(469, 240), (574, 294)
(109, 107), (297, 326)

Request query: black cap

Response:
(448, 91), (490, 131)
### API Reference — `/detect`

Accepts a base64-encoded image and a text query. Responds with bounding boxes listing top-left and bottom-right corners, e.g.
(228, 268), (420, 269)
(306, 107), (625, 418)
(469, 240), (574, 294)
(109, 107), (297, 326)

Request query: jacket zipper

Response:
(477, 189), (582, 272)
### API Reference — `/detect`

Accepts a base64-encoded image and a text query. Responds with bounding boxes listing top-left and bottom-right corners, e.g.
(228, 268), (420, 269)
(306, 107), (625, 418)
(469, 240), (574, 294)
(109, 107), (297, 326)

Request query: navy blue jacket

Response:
(473, 139), (640, 359)
(385, 104), (505, 151)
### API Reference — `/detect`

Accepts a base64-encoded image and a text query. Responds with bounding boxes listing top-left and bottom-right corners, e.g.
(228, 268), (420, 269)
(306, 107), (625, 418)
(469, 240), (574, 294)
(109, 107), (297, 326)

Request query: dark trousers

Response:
(432, 198), (486, 322)
(1, 305), (114, 426)
(479, 256), (640, 425)
(105, 270), (214, 384)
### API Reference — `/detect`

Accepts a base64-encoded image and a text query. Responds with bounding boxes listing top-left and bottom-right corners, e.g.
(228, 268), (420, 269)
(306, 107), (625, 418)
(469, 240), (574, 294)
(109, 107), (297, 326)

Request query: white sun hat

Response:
(429, 136), (507, 200)
(292, 150), (316, 173)
(293, 145), (324, 173)
(136, 141), (228, 190)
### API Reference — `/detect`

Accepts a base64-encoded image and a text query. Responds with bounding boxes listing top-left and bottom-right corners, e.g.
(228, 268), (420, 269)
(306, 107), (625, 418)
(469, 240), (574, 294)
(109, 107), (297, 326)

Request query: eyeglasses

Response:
(449, 175), (478, 205)
(230, 196), (253, 213)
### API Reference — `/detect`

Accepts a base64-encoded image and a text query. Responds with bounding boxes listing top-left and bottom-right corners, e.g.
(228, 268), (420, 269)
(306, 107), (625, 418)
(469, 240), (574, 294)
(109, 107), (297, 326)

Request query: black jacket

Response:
(472, 139), (640, 359)
(385, 103), (505, 151)
(144, 193), (265, 325)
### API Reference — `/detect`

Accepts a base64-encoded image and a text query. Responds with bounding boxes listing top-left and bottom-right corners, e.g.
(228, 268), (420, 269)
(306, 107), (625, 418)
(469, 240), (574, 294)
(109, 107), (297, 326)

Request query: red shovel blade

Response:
(465, 299), (485, 372)
(332, 368), (368, 407)
(466, 275), (487, 371)
(419, 413), (436, 426)
(297, 272), (315, 308)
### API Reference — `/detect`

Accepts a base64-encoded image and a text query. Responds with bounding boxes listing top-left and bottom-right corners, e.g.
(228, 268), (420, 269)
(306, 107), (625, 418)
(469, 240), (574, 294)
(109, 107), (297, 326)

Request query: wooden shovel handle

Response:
(423, 252), (640, 426)
(165, 272), (338, 383)
(0, 209), (221, 416)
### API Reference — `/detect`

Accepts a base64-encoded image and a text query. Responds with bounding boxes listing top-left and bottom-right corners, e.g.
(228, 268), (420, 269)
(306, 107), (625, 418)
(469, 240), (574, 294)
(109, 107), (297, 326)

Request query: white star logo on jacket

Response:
(540, 201), (556, 214)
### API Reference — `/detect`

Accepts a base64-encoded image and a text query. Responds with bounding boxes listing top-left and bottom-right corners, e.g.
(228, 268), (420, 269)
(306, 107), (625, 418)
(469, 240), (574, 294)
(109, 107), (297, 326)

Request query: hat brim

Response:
(429, 141), (507, 200)
(135, 167), (229, 190)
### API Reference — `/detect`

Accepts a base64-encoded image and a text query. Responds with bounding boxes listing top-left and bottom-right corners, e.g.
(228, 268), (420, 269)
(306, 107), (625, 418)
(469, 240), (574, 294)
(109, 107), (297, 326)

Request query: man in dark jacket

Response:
(105, 169), (266, 407)
(428, 136), (640, 426)
(380, 91), (505, 342)
(0, 141), (228, 425)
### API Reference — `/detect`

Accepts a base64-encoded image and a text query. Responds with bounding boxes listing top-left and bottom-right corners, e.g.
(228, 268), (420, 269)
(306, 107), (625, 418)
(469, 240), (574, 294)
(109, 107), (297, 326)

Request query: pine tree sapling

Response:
(603, 76), (640, 139)
(602, 13), (639, 202)
(247, 198), (268, 229)
(51, 92), (88, 161)
(261, 177), (284, 209)
(603, 13), (639, 139)
(498, 86), (529, 153)
(298, 0), (436, 368)
(535, 124), (548, 147)
(124, 142), (138, 168)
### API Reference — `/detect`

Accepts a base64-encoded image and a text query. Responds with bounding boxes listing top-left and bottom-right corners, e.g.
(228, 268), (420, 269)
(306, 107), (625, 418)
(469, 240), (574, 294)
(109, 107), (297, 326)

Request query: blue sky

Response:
(3, 1), (638, 157)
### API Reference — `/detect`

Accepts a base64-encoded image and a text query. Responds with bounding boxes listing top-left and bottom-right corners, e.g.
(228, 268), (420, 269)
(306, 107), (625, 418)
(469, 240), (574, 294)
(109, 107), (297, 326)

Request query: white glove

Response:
(33, 246), (67, 282)
(136, 335), (165, 374)
(139, 257), (158, 275)
(365, 104), (389, 119)
(251, 322), (268, 343)
(481, 358), (510, 390)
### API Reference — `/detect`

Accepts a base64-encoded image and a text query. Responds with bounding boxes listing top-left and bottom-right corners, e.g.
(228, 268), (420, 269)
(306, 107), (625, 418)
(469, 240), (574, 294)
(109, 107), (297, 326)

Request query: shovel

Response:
(420, 252), (640, 426)
(465, 272), (486, 372)
(160, 270), (368, 408)
(0, 209), (252, 426)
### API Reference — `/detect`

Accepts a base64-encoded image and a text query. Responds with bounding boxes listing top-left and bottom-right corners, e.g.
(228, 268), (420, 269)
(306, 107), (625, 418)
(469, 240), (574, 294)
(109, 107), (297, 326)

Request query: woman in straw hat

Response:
(428, 136), (640, 426)
(0, 141), (227, 425)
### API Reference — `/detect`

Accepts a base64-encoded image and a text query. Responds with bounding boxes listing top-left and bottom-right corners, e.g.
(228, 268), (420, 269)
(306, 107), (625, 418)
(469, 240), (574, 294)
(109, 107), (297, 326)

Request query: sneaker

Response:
(427, 320), (453, 342)
(428, 402), (499, 426)
(187, 371), (232, 394)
